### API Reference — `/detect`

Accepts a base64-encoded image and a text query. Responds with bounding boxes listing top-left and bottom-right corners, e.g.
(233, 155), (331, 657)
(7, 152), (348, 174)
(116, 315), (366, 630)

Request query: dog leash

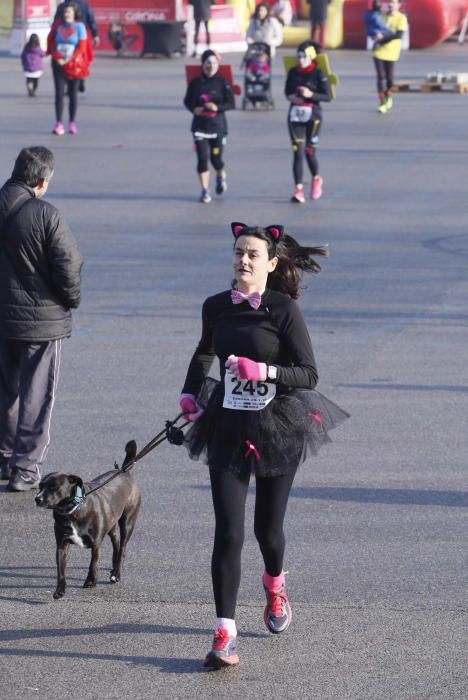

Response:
(53, 413), (190, 515)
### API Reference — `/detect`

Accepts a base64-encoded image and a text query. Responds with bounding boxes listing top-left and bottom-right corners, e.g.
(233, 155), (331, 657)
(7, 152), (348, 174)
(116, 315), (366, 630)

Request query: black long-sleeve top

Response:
(182, 289), (318, 396)
(184, 74), (235, 137)
(285, 66), (331, 120)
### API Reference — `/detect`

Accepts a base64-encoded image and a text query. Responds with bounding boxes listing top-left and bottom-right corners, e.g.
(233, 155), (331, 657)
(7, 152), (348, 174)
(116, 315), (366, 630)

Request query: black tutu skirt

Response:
(184, 377), (350, 477)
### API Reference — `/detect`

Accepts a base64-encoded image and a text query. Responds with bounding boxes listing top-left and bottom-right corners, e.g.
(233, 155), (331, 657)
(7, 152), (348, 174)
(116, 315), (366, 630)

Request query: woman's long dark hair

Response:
(235, 226), (329, 300)
(254, 2), (271, 21)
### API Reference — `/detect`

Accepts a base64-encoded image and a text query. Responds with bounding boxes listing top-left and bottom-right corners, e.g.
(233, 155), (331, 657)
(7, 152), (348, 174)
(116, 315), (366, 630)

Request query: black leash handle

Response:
(123, 412), (189, 470)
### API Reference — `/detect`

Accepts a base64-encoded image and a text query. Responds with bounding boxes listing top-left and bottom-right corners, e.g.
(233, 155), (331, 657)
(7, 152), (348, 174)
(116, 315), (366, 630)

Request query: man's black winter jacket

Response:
(0, 179), (83, 341)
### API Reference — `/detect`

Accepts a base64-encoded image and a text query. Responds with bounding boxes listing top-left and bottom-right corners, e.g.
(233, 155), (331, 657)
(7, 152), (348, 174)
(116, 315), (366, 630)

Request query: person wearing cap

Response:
(285, 41), (331, 203)
(183, 50), (235, 203)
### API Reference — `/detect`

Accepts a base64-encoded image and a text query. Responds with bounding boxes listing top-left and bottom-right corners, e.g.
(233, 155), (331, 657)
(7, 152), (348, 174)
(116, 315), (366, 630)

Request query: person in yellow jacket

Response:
(372, 0), (408, 113)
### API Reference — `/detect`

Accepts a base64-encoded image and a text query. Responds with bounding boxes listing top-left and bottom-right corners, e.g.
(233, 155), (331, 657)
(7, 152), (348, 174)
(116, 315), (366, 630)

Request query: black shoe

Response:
(215, 174), (227, 195)
(7, 469), (40, 492)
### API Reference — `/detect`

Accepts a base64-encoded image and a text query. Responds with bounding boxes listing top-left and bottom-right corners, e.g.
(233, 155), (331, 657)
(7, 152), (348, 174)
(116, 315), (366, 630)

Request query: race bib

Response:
(57, 43), (74, 61)
(290, 105), (313, 123)
(223, 370), (276, 411)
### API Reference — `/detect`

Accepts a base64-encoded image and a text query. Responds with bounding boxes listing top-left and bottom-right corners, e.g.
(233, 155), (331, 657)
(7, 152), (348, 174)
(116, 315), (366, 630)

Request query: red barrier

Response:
(343, 0), (468, 48)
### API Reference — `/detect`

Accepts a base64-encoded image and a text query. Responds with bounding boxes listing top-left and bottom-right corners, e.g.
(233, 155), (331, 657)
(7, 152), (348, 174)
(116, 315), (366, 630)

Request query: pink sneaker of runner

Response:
(310, 176), (323, 201)
(203, 628), (239, 669)
(291, 186), (305, 204)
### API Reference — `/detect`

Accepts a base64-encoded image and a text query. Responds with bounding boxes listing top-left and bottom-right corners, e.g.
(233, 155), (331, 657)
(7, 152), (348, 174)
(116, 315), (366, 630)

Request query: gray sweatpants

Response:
(0, 339), (62, 477)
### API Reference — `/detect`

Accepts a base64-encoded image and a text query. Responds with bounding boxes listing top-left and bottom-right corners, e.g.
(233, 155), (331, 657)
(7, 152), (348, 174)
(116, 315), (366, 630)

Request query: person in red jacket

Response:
(47, 2), (88, 135)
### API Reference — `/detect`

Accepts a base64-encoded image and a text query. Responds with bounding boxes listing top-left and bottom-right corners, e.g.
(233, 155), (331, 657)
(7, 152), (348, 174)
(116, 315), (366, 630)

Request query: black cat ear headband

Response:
(230, 222), (284, 242)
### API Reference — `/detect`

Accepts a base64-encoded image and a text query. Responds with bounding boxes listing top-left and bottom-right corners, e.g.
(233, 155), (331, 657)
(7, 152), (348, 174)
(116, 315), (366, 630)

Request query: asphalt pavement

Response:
(0, 36), (467, 699)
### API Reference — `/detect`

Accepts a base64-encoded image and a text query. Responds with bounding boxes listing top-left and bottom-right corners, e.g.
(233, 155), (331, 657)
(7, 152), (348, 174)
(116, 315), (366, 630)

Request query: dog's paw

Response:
(109, 570), (120, 584)
(83, 578), (97, 588)
(53, 587), (65, 599)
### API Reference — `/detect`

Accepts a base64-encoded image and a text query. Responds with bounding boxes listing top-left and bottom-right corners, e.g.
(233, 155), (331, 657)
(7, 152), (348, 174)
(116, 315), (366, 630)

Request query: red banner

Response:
(93, 0), (179, 52)
(25, 0), (51, 19)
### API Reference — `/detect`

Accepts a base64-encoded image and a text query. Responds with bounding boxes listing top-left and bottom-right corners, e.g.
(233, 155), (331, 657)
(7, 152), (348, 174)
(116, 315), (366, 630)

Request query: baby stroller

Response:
(242, 42), (274, 110)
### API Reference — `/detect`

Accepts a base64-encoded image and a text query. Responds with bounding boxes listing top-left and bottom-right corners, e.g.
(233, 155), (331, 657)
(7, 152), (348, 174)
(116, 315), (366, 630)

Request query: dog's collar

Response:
(53, 486), (86, 516)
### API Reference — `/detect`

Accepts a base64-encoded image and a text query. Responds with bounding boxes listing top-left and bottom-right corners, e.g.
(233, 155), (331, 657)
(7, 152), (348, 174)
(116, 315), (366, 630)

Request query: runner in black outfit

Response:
(183, 50), (235, 203)
(179, 222), (349, 669)
(285, 41), (331, 203)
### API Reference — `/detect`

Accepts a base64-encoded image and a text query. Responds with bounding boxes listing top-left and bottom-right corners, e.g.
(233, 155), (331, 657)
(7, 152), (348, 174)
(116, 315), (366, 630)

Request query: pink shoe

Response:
(311, 176), (323, 201)
(291, 186), (305, 204)
(53, 121), (65, 135)
(68, 122), (78, 135)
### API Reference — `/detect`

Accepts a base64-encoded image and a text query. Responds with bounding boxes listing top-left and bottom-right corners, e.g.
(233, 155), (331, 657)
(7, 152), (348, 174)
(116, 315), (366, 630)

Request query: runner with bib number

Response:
(177, 222), (349, 669)
(285, 41), (331, 204)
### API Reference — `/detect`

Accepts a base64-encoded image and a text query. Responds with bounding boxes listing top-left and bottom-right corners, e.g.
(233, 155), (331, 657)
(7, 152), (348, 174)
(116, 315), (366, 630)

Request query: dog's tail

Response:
(120, 440), (137, 471)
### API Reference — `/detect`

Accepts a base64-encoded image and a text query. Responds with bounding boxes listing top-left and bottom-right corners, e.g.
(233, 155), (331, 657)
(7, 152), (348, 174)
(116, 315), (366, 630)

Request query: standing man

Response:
(372, 0), (408, 113)
(55, 0), (99, 92)
(0, 147), (83, 491)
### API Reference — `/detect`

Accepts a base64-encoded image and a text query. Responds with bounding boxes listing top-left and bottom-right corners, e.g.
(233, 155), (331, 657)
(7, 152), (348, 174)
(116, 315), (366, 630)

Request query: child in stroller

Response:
(242, 42), (274, 110)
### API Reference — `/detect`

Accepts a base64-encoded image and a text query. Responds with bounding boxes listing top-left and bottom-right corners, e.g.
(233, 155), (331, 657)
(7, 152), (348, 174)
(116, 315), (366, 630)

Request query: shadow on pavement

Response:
(192, 483), (467, 507)
(290, 486), (468, 507)
(0, 646), (205, 672)
(338, 382), (468, 393)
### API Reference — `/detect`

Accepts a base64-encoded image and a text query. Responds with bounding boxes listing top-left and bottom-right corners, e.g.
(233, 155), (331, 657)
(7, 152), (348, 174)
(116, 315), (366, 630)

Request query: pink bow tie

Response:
(231, 289), (262, 310)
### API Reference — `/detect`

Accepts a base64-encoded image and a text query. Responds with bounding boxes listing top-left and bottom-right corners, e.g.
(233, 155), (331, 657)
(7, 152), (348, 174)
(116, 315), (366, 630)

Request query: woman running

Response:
(183, 50), (235, 203)
(285, 41), (331, 203)
(179, 222), (349, 668)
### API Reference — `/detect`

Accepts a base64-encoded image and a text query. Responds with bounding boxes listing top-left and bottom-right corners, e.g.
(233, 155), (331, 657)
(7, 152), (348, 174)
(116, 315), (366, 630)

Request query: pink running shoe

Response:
(264, 583), (292, 634)
(203, 628), (239, 669)
(68, 122), (78, 135)
(291, 186), (305, 204)
(311, 175), (323, 201)
(53, 122), (65, 136)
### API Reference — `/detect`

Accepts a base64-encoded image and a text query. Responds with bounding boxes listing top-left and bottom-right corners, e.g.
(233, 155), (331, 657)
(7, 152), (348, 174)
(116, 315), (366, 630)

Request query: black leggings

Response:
(373, 57), (395, 96)
(194, 136), (225, 174)
(288, 119), (322, 183)
(26, 77), (39, 93)
(194, 19), (210, 46)
(209, 467), (297, 619)
(52, 61), (79, 122)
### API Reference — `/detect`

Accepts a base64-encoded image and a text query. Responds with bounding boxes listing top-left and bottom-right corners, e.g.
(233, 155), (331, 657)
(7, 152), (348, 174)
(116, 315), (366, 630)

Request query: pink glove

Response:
(225, 355), (267, 381)
(179, 393), (204, 422)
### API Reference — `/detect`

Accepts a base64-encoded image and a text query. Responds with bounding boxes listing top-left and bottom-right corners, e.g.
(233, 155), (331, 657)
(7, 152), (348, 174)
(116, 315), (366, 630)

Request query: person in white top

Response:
(246, 2), (283, 56)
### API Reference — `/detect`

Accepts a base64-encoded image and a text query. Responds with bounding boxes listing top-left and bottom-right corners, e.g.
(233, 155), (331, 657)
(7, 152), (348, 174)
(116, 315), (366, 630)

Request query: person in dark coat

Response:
(189, 0), (214, 57)
(306, 0), (330, 48)
(184, 50), (235, 203)
(0, 146), (83, 491)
